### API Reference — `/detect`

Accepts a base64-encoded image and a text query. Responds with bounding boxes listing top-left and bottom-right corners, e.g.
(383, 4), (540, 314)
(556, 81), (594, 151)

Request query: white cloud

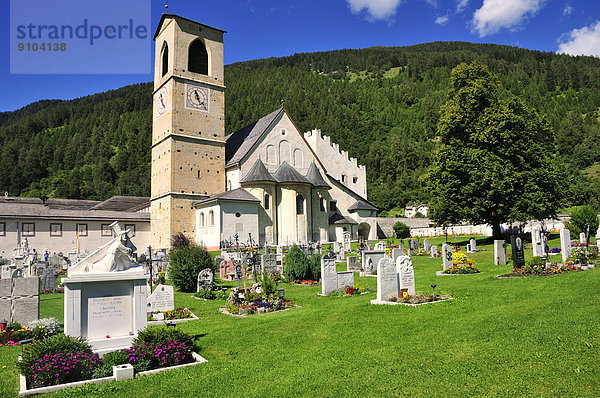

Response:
(456, 0), (469, 13)
(563, 4), (573, 16)
(472, 0), (544, 37)
(346, 0), (404, 21)
(558, 20), (600, 57)
(436, 14), (450, 25)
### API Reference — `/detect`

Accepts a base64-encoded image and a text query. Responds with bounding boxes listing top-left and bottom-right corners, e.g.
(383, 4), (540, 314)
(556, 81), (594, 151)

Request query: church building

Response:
(151, 14), (379, 250)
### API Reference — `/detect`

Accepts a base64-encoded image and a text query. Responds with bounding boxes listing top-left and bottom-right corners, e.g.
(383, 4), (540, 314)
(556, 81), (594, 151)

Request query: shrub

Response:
(309, 253), (322, 281)
(393, 222), (411, 239)
(126, 340), (192, 372)
(527, 256), (545, 268)
(29, 352), (101, 388)
(283, 244), (310, 281)
(133, 327), (198, 352)
(171, 232), (191, 248)
(194, 289), (217, 300)
(169, 243), (213, 292)
(565, 206), (599, 237)
(259, 271), (278, 296)
(18, 334), (94, 381)
(91, 349), (130, 379)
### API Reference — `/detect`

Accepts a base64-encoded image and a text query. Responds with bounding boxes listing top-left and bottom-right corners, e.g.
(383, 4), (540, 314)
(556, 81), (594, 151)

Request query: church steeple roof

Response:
(273, 162), (310, 184)
(304, 162), (330, 189)
(240, 159), (277, 184)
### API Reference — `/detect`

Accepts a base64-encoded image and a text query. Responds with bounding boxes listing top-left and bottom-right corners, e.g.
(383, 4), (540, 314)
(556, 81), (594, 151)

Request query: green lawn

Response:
(1, 236), (599, 397)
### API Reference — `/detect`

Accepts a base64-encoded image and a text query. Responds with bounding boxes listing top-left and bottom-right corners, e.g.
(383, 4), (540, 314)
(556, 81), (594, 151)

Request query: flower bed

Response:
(371, 294), (452, 307)
(18, 328), (204, 395)
(442, 265), (481, 274)
(0, 318), (61, 347)
(327, 283), (371, 297)
(41, 287), (64, 295)
(499, 262), (581, 278)
(224, 299), (296, 316)
(290, 279), (320, 286)
(147, 307), (198, 325)
(193, 289), (228, 300)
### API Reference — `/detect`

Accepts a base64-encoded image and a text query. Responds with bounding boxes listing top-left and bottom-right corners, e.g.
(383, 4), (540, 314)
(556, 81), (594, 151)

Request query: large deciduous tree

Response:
(426, 61), (565, 238)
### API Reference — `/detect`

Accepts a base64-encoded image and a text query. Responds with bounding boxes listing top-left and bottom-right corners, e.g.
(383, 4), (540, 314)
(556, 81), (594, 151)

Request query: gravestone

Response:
(32, 262), (46, 277)
(343, 232), (351, 252)
(531, 228), (545, 257)
(320, 257), (337, 295)
(346, 256), (360, 271)
(213, 255), (224, 270)
(470, 238), (477, 251)
(423, 239), (431, 253)
(391, 248), (403, 262)
(376, 257), (398, 302)
(0, 277), (40, 325)
(197, 268), (213, 292)
(219, 260), (236, 280)
(42, 267), (56, 290)
(396, 256), (415, 296)
(261, 254), (278, 275)
(580, 232), (586, 245)
(407, 239), (414, 255)
(510, 235), (526, 268)
(337, 271), (354, 291)
(560, 229), (572, 263)
(11, 268), (23, 279)
(466, 243), (473, 254)
(362, 250), (386, 273)
(494, 240), (506, 265)
(63, 222), (147, 351)
(430, 245), (439, 258)
(1, 264), (15, 279)
(147, 284), (174, 312)
(374, 241), (386, 250)
(49, 255), (62, 269)
(442, 244), (453, 270)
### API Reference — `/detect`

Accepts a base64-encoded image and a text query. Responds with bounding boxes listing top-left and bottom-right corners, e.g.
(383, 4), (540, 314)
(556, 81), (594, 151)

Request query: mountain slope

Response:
(1, 42), (600, 210)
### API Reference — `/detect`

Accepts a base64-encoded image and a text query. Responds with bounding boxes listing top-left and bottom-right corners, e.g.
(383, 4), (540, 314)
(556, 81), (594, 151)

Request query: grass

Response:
(1, 235), (599, 397)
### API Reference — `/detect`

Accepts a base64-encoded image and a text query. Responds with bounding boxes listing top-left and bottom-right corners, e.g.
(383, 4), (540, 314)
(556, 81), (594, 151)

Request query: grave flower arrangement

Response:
(344, 283), (370, 295)
(389, 292), (451, 304)
(0, 318), (61, 347)
(147, 307), (193, 321)
(224, 272), (295, 315)
(444, 251), (480, 274)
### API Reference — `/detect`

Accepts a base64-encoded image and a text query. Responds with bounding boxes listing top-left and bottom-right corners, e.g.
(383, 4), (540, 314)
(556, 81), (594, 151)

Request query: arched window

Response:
(199, 212), (205, 227)
(188, 39), (208, 75)
(264, 193), (270, 210)
(161, 42), (169, 77)
(209, 210), (214, 226)
(296, 195), (304, 215)
(227, 180), (232, 191)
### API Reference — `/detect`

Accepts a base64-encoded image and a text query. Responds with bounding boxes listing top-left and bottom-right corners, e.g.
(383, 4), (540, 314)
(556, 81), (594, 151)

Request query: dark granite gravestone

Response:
(511, 235), (526, 268)
(42, 267), (56, 291)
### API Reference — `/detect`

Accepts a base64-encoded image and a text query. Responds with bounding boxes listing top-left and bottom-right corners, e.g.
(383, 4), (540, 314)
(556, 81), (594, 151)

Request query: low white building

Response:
(0, 195), (150, 258)
(404, 204), (429, 218)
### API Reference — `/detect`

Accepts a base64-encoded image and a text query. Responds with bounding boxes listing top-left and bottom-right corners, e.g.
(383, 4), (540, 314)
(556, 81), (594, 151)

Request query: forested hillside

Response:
(1, 42), (600, 211)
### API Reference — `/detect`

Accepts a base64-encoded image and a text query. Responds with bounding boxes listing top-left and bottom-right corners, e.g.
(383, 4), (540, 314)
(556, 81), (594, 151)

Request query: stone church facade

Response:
(151, 14), (378, 250)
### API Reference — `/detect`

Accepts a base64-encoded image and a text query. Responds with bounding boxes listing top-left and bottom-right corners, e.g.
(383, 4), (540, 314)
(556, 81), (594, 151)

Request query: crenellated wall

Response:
(304, 129), (367, 197)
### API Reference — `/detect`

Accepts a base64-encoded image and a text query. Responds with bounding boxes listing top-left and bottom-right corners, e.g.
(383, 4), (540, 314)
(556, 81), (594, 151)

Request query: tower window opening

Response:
(188, 39), (208, 75)
(296, 195), (305, 215)
(161, 42), (169, 77)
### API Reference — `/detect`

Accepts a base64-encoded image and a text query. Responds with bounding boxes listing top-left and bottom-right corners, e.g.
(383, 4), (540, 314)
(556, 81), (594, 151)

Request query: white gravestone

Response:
(430, 245), (439, 258)
(466, 243), (473, 254)
(442, 244), (453, 270)
(494, 240), (506, 265)
(346, 256), (360, 271)
(320, 258), (337, 295)
(531, 228), (545, 257)
(469, 238), (477, 251)
(63, 222), (147, 352)
(423, 239), (431, 253)
(197, 268), (213, 292)
(580, 232), (586, 245)
(376, 257), (398, 302)
(391, 248), (403, 262)
(396, 256), (415, 296)
(374, 241), (386, 250)
(362, 250), (386, 272)
(337, 271), (354, 291)
(261, 254), (278, 275)
(147, 284), (174, 312)
(560, 229), (572, 263)
(343, 232), (351, 252)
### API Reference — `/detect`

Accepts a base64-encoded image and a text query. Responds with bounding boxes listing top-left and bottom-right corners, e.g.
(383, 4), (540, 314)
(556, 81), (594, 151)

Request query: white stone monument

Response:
(466, 243), (473, 254)
(374, 241), (386, 250)
(346, 256), (360, 271)
(362, 250), (386, 273)
(396, 255), (415, 296)
(494, 240), (506, 265)
(320, 257), (337, 295)
(63, 222), (147, 352)
(147, 284), (174, 312)
(430, 245), (439, 258)
(580, 232), (586, 245)
(469, 238), (477, 251)
(560, 229), (572, 263)
(391, 248), (403, 262)
(337, 271), (354, 291)
(531, 227), (545, 257)
(376, 257), (398, 302)
(442, 244), (453, 270)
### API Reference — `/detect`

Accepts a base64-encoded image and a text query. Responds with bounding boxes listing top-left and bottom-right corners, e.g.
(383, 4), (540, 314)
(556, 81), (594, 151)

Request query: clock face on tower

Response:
(184, 83), (210, 113)
(156, 86), (168, 118)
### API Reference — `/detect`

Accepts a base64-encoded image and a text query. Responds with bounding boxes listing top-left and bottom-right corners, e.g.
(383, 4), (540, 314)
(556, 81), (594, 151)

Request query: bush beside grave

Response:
(393, 222), (411, 239)
(0, 318), (61, 347)
(225, 272), (295, 316)
(283, 244), (310, 281)
(169, 240), (214, 293)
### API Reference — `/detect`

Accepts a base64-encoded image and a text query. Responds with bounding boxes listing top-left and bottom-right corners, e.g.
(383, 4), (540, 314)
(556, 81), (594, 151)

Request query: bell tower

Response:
(151, 14), (226, 248)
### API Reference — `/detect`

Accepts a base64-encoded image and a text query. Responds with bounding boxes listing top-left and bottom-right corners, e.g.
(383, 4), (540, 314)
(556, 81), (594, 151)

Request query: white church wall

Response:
(304, 129), (367, 197)
(220, 201), (259, 247)
(196, 204), (221, 250)
(225, 168), (240, 191)
(246, 185), (276, 246)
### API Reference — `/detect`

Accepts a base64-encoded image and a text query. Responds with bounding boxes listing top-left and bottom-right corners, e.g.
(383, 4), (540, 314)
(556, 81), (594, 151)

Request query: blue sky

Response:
(1, 0), (599, 112)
